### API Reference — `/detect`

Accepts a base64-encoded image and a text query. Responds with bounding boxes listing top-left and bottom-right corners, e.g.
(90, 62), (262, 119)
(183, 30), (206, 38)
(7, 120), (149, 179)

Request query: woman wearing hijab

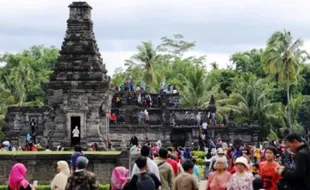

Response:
(51, 161), (70, 190)
(111, 167), (129, 190)
(8, 163), (36, 190)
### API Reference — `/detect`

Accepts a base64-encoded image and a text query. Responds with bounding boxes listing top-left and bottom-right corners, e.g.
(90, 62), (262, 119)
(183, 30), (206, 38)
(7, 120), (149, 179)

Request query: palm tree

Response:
(7, 62), (34, 106)
(217, 73), (282, 127)
(180, 67), (220, 107)
(289, 94), (304, 133)
(132, 41), (159, 85)
(262, 30), (309, 131)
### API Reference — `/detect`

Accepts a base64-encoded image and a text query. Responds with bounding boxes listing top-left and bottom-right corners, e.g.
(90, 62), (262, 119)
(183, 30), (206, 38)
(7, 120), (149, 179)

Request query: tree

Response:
(180, 67), (220, 108)
(7, 61), (34, 106)
(0, 45), (59, 105)
(132, 41), (159, 84)
(230, 49), (265, 77)
(218, 73), (281, 127)
(289, 94), (304, 133)
(262, 30), (309, 131)
(157, 34), (196, 58)
(210, 62), (219, 70)
(298, 96), (310, 141)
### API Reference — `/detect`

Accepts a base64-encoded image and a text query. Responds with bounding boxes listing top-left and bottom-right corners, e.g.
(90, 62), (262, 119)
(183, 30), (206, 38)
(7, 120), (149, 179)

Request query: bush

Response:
(191, 151), (206, 159)
(0, 184), (110, 190)
(99, 184), (110, 190)
(37, 185), (51, 190)
(196, 158), (204, 165)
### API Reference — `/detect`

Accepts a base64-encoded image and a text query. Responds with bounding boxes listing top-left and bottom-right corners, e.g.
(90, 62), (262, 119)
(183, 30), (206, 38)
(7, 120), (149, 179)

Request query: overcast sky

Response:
(1, 0), (310, 74)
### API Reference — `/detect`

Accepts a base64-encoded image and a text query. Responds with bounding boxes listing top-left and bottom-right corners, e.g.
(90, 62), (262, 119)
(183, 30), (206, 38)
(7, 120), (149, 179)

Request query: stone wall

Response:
(109, 125), (173, 149)
(0, 152), (129, 185)
(4, 106), (54, 148)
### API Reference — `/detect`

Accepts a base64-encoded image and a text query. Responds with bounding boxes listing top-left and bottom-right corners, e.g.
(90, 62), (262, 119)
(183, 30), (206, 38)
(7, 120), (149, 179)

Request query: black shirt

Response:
(124, 172), (161, 190)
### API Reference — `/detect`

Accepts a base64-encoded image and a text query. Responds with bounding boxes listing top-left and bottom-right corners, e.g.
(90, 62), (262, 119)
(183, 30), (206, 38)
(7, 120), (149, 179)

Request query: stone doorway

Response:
(170, 129), (187, 147)
(71, 116), (81, 146)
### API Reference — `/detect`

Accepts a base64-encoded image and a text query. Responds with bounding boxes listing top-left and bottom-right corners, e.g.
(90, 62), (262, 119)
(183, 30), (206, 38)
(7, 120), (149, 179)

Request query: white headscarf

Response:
(51, 161), (70, 190)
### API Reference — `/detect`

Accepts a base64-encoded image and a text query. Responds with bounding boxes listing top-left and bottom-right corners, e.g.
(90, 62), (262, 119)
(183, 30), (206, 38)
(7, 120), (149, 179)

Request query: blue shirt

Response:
(193, 165), (200, 181)
(71, 152), (85, 166)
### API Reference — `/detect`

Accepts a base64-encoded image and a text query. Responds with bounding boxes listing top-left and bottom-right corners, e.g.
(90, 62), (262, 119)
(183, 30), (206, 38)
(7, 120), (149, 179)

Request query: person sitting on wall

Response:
(111, 113), (117, 124)
(138, 110), (145, 124)
(136, 85), (141, 93)
(184, 111), (189, 124)
(145, 94), (152, 108)
(108, 113), (113, 124)
(130, 135), (139, 147)
(115, 95), (121, 107)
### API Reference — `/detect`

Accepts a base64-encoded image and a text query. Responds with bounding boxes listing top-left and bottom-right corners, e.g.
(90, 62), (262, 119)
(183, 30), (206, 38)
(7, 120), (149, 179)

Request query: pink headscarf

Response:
(8, 163), (30, 189)
(111, 167), (129, 190)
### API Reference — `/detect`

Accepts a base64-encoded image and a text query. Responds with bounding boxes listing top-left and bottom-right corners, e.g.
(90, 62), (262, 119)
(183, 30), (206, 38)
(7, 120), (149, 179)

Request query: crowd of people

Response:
(2, 132), (310, 190)
(113, 80), (180, 109)
(125, 132), (310, 190)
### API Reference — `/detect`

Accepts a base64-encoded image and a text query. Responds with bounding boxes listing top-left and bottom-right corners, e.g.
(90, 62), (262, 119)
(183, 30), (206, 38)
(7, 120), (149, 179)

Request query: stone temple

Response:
(4, 2), (260, 149)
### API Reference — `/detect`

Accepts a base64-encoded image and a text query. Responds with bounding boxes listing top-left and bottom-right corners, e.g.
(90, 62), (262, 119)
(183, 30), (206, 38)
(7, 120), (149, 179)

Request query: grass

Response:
(0, 151), (121, 155)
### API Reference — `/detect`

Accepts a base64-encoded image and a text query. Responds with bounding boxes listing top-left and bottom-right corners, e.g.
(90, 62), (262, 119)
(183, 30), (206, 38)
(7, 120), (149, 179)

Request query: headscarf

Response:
(8, 163), (30, 189)
(111, 167), (129, 190)
(51, 161), (70, 190)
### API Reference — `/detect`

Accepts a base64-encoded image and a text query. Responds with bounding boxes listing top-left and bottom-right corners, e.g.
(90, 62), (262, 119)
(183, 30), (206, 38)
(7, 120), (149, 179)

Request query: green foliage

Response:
(0, 45), (58, 106)
(1, 32), (310, 139)
(99, 184), (110, 190)
(0, 184), (110, 190)
(0, 45), (58, 135)
(196, 158), (204, 165)
(231, 49), (265, 77)
(262, 30), (309, 130)
(191, 151), (206, 159)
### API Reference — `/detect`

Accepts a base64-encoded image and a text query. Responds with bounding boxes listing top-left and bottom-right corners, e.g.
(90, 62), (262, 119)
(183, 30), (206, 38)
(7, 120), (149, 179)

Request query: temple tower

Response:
(45, 2), (112, 148)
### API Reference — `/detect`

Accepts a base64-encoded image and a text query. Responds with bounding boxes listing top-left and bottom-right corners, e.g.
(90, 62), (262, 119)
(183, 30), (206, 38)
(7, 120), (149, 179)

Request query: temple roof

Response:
(46, 2), (109, 91)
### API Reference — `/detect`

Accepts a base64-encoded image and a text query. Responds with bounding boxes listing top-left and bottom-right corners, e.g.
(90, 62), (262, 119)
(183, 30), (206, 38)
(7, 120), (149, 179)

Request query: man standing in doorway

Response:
(72, 126), (80, 146)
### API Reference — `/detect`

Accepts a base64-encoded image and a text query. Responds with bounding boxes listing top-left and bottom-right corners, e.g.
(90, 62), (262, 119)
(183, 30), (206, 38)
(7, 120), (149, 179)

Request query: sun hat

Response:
(235, 157), (248, 168)
(217, 148), (224, 154)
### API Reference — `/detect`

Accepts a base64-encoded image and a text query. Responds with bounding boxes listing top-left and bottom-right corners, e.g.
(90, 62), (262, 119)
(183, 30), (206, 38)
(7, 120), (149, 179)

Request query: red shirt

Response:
(259, 161), (281, 190)
(166, 158), (178, 177)
(111, 114), (116, 121)
(229, 165), (236, 174)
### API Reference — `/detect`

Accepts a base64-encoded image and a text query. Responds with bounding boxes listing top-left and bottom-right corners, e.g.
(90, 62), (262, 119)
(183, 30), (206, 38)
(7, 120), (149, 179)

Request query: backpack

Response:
(136, 172), (155, 190)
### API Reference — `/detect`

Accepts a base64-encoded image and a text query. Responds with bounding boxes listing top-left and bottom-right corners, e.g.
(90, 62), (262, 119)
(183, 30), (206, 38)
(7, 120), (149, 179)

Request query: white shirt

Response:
(131, 157), (160, 181)
(202, 122), (208, 129)
(72, 128), (79, 137)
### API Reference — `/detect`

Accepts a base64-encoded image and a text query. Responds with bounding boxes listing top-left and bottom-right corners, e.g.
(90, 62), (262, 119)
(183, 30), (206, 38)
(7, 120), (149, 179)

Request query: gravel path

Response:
(199, 180), (207, 190)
